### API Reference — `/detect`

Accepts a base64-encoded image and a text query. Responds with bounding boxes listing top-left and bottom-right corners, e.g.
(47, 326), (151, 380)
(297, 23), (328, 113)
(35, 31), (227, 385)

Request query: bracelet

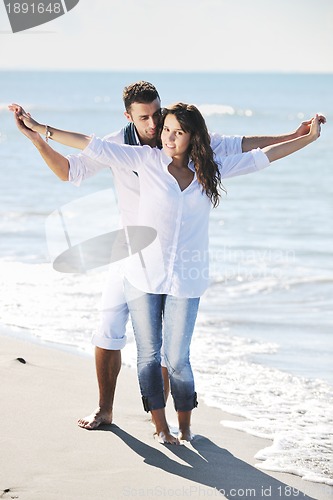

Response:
(45, 125), (51, 143)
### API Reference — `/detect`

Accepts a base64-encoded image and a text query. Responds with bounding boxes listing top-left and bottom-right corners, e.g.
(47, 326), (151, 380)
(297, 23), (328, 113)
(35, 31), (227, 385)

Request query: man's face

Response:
(124, 98), (161, 146)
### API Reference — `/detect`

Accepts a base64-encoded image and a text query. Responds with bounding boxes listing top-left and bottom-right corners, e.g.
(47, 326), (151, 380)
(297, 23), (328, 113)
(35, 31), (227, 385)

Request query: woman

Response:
(12, 103), (323, 444)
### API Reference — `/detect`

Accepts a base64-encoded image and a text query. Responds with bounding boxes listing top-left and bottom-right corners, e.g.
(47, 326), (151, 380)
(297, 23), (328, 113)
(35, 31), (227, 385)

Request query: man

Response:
(9, 81), (321, 430)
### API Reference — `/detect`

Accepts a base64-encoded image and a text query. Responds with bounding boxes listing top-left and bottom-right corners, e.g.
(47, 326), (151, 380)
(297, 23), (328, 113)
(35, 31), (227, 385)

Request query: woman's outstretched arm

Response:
(9, 103), (90, 150)
(242, 114), (326, 152)
(12, 110), (91, 181)
(262, 114), (323, 163)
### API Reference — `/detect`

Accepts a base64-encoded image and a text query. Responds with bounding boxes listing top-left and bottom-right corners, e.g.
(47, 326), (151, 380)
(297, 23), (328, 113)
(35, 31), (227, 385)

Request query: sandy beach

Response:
(0, 331), (331, 500)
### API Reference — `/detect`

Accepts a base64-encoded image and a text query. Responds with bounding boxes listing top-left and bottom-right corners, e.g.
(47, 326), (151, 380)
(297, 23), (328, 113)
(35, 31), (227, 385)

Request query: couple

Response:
(10, 81), (325, 444)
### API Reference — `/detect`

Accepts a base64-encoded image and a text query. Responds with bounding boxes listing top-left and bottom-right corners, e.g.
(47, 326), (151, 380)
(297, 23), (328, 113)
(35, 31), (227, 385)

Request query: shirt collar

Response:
(160, 150), (197, 182)
(160, 149), (195, 170)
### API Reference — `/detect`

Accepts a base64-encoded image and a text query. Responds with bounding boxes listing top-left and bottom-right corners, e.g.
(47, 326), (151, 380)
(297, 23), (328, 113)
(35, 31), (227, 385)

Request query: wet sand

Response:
(0, 332), (331, 500)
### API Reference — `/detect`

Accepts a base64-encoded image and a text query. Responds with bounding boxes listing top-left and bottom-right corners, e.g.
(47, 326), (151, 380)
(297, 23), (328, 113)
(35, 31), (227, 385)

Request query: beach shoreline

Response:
(1, 329), (332, 500)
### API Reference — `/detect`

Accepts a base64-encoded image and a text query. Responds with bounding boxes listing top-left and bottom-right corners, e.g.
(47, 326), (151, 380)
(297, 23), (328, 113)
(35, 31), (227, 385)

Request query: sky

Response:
(0, 0), (333, 73)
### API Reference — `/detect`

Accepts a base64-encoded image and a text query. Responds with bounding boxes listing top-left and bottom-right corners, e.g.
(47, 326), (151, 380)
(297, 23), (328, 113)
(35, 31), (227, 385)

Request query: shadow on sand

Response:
(97, 424), (316, 500)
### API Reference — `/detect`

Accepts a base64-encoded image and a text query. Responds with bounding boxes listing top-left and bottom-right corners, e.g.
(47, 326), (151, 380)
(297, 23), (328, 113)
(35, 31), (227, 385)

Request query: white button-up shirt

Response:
(80, 136), (270, 297)
(67, 131), (242, 227)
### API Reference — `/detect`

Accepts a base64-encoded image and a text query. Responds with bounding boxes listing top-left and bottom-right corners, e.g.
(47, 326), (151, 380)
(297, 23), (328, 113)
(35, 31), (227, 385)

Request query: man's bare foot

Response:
(77, 407), (112, 430)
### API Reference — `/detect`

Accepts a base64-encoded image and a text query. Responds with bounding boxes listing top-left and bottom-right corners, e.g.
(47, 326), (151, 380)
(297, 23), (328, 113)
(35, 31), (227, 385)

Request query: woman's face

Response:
(161, 114), (191, 159)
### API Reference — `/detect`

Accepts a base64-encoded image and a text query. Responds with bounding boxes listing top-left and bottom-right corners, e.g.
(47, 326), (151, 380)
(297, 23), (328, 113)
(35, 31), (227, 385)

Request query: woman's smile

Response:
(161, 114), (191, 158)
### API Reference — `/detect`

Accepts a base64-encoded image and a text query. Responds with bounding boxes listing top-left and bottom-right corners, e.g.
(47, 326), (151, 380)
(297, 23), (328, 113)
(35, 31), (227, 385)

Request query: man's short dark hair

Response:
(123, 81), (160, 113)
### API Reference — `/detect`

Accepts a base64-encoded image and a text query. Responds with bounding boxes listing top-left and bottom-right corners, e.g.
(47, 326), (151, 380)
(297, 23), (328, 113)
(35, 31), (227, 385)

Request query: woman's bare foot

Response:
(178, 428), (193, 441)
(154, 430), (179, 445)
(77, 407), (112, 430)
(151, 408), (179, 445)
(178, 410), (193, 441)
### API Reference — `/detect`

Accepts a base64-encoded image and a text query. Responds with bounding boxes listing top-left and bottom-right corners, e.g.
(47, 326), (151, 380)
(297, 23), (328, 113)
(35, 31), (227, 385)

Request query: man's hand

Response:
(295, 114), (326, 137)
(8, 103), (42, 133)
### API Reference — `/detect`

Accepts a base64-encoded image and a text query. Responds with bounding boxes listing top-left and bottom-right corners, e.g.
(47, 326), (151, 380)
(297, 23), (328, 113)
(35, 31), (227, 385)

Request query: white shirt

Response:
(67, 131), (242, 227)
(81, 136), (270, 297)
(68, 129), (141, 227)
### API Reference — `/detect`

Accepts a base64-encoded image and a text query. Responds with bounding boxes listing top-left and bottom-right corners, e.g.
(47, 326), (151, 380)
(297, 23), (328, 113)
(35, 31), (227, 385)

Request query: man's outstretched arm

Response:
(242, 114), (326, 152)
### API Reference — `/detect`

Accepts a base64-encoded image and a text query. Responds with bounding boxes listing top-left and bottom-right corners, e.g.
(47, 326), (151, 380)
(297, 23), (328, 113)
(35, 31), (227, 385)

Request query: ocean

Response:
(0, 71), (332, 486)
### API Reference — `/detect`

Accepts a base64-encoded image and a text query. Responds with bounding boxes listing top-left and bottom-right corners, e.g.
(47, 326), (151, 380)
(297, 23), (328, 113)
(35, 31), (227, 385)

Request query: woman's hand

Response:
(9, 103), (91, 150)
(262, 112), (326, 163)
(8, 103), (42, 133)
(12, 109), (43, 145)
(295, 114), (326, 137)
(307, 114), (322, 143)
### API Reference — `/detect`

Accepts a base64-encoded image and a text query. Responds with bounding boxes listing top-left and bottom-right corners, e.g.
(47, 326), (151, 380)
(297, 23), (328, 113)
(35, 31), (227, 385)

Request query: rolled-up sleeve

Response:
(217, 148), (270, 179)
(210, 133), (243, 156)
(67, 151), (109, 186)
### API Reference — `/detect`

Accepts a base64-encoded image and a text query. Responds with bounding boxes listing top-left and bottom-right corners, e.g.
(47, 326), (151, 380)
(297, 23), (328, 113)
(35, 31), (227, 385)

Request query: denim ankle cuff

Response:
(141, 394), (165, 412)
(173, 392), (198, 412)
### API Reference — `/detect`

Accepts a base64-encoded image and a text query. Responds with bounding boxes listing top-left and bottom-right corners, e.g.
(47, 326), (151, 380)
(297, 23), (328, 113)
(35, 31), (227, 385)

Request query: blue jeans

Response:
(124, 280), (200, 412)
